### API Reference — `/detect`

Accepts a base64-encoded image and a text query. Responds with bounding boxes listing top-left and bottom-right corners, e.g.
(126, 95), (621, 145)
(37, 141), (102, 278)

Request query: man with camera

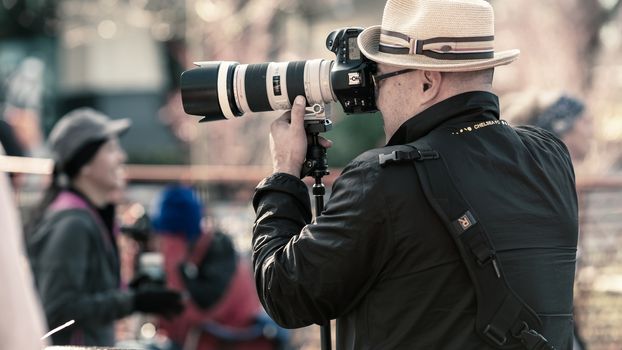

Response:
(251, 0), (578, 349)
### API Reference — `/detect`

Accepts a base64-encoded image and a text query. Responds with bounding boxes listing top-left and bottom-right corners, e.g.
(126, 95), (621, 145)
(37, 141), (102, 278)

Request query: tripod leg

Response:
(321, 322), (332, 350)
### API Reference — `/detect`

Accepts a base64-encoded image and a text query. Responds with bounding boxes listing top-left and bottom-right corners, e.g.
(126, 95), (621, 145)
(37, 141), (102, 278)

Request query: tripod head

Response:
(301, 103), (333, 180)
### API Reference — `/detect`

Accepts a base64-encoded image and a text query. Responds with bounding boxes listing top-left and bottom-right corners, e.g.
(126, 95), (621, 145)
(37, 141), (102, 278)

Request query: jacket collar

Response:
(386, 91), (500, 146)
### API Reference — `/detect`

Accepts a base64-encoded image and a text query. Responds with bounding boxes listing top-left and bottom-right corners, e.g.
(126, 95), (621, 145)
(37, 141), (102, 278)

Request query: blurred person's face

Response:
(562, 114), (593, 163)
(80, 137), (128, 194)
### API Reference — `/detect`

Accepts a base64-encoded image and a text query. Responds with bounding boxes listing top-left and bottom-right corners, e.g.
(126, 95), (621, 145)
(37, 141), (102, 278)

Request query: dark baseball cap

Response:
(48, 107), (131, 166)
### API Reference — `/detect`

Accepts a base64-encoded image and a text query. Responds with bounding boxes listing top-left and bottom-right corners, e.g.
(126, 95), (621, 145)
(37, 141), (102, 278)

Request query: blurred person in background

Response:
(252, 0), (578, 348)
(504, 92), (591, 350)
(26, 108), (184, 347)
(0, 145), (48, 350)
(503, 91), (592, 165)
(149, 184), (289, 350)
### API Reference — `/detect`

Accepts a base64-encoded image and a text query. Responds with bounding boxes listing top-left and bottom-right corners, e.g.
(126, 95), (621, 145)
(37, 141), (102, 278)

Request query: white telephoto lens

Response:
(265, 62), (291, 111)
(216, 61), (238, 119)
(233, 64), (250, 116)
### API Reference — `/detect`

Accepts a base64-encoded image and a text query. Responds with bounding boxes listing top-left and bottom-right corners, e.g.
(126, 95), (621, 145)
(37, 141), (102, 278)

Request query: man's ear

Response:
(420, 70), (442, 104)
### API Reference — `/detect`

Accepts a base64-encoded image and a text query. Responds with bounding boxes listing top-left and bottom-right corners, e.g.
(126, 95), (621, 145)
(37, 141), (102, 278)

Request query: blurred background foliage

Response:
(2, 0), (621, 170)
(2, 2), (622, 347)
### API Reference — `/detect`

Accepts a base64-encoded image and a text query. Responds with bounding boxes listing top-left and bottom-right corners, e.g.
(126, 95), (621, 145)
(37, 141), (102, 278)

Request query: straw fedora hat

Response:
(358, 0), (520, 72)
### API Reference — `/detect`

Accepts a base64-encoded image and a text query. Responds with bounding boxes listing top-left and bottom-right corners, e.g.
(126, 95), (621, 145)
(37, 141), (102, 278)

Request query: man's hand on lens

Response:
(270, 95), (308, 177)
(269, 95), (332, 177)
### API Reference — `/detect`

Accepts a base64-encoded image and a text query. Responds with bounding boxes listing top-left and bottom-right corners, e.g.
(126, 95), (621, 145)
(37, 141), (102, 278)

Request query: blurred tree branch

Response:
(575, 0), (622, 89)
(186, 0), (304, 166)
(601, 0), (622, 22)
(491, 0), (621, 92)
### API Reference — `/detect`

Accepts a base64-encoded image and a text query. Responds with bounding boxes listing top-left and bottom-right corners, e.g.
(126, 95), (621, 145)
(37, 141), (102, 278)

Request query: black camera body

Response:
(326, 27), (377, 114)
(180, 27), (378, 121)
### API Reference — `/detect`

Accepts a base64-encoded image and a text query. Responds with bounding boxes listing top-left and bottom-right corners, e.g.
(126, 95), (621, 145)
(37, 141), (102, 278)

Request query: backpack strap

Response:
(180, 230), (215, 279)
(49, 191), (118, 263)
(179, 230), (238, 310)
(379, 140), (554, 350)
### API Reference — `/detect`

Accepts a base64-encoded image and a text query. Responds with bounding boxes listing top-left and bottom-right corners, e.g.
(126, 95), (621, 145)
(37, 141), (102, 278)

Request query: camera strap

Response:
(379, 140), (554, 350)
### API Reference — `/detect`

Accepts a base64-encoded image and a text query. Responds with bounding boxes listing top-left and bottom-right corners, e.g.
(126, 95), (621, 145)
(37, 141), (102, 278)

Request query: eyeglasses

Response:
(372, 68), (416, 86)
(372, 69), (415, 97)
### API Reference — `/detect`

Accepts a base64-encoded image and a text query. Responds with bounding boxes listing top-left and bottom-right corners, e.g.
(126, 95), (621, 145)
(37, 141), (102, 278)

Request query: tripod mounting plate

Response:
(300, 103), (332, 179)
(303, 103), (333, 133)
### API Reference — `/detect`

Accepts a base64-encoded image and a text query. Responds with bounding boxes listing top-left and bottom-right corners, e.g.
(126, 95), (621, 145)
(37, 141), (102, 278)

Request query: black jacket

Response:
(252, 92), (578, 349)
(27, 190), (134, 346)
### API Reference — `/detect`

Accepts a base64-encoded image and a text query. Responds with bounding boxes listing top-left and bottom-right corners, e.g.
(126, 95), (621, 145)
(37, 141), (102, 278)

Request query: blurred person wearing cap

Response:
(150, 184), (288, 350)
(503, 91), (592, 165)
(25, 108), (184, 347)
(252, 0), (578, 349)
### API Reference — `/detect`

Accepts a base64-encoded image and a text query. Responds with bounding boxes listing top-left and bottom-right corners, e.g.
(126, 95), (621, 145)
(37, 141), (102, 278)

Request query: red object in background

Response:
(157, 233), (275, 350)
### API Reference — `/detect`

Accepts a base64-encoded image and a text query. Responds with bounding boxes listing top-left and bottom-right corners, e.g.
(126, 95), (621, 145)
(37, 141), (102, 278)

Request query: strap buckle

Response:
(181, 262), (199, 279)
(520, 328), (554, 350)
(476, 254), (501, 278)
(483, 324), (507, 346)
(378, 148), (439, 166)
(416, 149), (439, 161)
(379, 150), (400, 166)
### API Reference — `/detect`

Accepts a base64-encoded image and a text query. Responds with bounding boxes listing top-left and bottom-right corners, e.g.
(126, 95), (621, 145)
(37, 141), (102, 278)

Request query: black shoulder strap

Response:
(380, 140), (555, 350)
